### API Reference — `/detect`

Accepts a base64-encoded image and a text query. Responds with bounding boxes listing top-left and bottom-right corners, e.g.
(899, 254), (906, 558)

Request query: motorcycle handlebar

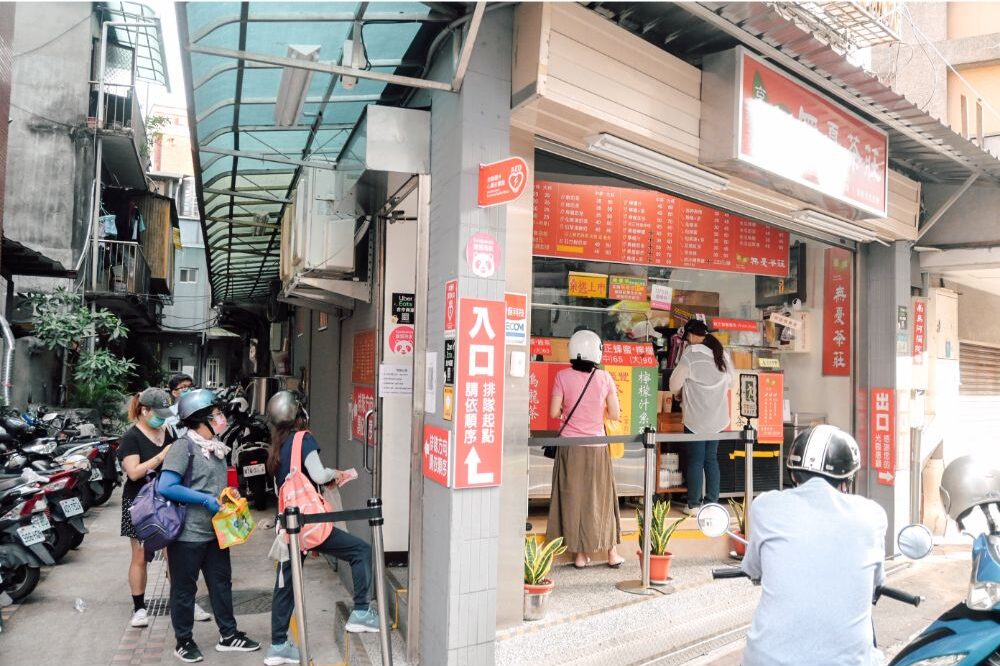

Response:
(712, 567), (749, 579)
(876, 586), (922, 607)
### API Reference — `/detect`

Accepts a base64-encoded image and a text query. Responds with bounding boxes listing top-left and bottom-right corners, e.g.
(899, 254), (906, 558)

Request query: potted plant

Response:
(636, 499), (686, 583)
(728, 498), (747, 557)
(523, 535), (567, 621)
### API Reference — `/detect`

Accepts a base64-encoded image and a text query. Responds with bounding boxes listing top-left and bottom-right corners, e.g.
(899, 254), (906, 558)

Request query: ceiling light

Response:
(274, 45), (321, 127)
(586, 133), (729, 193)
(792, 209), (879, 243)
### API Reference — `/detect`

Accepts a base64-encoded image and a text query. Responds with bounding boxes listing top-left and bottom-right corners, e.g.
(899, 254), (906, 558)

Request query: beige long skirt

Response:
(546, 445), (622, 553)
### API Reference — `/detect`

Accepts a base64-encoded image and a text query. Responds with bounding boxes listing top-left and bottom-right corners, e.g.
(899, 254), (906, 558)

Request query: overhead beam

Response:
(202, 187), (291, 203)
(190, 11), (454, 44)
(199, 146), (338, 170)
(917, 172), (979, 241)
(451, 2), (485, 91)
(187, 44), (454, 92)
(205, 216), (280, 230)
(193, 59), (422, 90)
(195, 94), (389, 123)
(199, 122), (354, 145)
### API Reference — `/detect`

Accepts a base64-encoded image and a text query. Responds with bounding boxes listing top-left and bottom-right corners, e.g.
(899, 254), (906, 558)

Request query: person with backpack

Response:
(264, 390), (378, 666)
(159, 389), (261, 663)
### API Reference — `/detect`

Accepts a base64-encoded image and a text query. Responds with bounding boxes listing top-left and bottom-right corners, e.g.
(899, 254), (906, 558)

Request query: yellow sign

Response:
(567, 271), (608, 299)
(442, 386), (454, 421)
(758, 358), (781, 369)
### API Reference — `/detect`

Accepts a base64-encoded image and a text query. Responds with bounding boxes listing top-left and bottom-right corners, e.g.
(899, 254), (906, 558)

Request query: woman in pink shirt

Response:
(545, 330), (626, 569)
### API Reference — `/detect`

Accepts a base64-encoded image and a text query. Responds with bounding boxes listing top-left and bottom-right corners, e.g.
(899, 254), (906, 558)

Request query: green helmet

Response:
(177, 388), (219, 421)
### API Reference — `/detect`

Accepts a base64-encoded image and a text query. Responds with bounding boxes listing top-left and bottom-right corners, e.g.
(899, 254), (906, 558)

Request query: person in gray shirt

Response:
(160, 389), (261, 663)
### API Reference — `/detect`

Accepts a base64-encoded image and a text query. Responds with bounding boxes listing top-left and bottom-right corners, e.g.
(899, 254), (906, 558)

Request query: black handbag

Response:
(544, 368), (597, 459)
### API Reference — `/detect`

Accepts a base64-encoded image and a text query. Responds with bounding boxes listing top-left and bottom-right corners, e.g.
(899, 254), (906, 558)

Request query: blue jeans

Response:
(270, 527), (372, 644)
(684, 429), (720, 508)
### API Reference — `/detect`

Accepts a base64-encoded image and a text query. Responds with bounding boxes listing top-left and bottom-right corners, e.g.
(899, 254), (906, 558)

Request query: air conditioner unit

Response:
(289, 168), (359, 277)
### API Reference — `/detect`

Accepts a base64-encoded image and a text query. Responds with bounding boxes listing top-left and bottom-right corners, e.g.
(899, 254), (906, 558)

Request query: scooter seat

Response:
(0, 476), (27, 492)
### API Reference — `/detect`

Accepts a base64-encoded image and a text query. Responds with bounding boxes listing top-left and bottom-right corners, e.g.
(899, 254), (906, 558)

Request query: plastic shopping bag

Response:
(605, 419), (627, 459)
(212, 487), (256, 549)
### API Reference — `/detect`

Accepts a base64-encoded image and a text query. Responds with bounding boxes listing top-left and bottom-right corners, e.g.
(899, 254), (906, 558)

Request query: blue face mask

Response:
(147, 415), (166, 429)
(179, 387), (193, 396)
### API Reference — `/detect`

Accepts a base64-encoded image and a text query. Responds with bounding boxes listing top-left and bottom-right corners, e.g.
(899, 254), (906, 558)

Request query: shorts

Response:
(121, 494), (139, 539)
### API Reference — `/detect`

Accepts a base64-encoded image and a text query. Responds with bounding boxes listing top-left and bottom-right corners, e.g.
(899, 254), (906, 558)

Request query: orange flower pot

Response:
(637, 550), (674, 583)
(731, 531), (747, 558)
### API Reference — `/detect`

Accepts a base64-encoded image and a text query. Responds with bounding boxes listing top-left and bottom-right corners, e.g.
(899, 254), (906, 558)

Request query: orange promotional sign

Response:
(567, 271), (608, 299)
(757, 373), (784, 444)
(478, 156), (529, 208)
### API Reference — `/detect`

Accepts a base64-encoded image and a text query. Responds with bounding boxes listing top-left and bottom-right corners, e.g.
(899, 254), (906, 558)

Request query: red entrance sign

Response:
(478, 156), (529, 207)
(444, 280), (458, 335)
(533, 181), (789, 277)
(871, 388), (896, 486)
(422, 424), (451, 487)
(758, 373), (784, 444)
(913, 298), (927, 365)
(352, 330), (376, 385)
(822, 248), (852, 376)
(454, 299), (506, 489)
(351, 386), (375, 443)
(712, 318), (760, 333)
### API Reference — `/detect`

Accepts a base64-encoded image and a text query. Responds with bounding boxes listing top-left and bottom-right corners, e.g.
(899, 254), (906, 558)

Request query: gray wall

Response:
(162, 217), (211, 330)
(919, 182), (1000, 247)
(945, 281), (1000, 346)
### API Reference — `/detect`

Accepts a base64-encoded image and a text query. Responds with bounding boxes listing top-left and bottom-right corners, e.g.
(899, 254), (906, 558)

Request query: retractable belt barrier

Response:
(282, 498), (393, 666)
(527, 426), (757, 596)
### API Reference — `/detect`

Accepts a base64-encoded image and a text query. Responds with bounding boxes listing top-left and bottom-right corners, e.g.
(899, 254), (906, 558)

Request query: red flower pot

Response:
(731, 530), (747, 557)
(636, 550), (674, 583)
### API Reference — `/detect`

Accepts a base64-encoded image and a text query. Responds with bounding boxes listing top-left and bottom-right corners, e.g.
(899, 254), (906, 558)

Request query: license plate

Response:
(60, 497), (84, 517)
(31, 514), (50, 531)
(243, 463), (266, 477)
(17, 525), (44, 546)
(90, 467), (103, 481)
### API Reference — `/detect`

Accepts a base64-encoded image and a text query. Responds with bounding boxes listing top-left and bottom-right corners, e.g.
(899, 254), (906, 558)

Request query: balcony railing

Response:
(80, 239), (152, 298)
(88, 82), (148, 169)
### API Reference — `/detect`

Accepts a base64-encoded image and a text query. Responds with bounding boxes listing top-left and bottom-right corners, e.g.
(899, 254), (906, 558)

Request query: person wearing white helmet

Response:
(739, 424), (888, 666)
(545, 330), (626, 569)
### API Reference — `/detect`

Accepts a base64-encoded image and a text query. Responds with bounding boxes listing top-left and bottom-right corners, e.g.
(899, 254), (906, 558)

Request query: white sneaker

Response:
(682, 505), (701, 517)
(194, 602), (212, 622)
(130, 608), (149, 628)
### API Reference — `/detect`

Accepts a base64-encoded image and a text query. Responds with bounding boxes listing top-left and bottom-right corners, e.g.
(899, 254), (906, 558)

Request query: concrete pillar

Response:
(417, 10), (513, 665)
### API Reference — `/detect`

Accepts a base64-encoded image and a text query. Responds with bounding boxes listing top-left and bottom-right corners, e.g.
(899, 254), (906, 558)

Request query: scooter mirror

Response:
(41, 413), (57, 422)
(697, 503), (732, 538)
(898, 523), (933, 560)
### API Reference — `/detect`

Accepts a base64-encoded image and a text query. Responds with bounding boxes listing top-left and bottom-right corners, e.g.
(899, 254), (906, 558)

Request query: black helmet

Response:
(786, 424), (861, 480)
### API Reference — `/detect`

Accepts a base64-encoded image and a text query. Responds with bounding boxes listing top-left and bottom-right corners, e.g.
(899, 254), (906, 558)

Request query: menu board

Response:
(352, 329), (376, 385)
(533, 181), (789, 277)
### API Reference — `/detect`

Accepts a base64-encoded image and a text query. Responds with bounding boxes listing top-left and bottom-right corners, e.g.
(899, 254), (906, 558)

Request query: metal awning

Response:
(1, 237), (70, 280)
(178, 1), (470, 305)
(98, 2), (171, 88)
(586, 1), (1000, 186)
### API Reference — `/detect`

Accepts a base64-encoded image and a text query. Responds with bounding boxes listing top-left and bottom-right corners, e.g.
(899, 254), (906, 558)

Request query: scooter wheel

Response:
(89, 480), (115, 507)
(69, 530), (85, 550)
(4, 565), (40, 602)
(44, 523), (74, 562)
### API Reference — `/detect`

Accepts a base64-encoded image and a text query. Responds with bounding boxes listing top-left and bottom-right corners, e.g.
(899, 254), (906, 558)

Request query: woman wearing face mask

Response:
(118, 388), (176, 628)
(159, 389), (260, 663)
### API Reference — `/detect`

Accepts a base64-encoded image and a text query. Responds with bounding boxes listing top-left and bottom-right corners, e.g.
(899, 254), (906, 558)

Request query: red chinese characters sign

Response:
(533, 181), (789, 277)
(739, 49), (888, 218)
(351, 386), (375, 443)
(758, 373), (784, 444)
(454, 299), (506, 489)
(422, 424), (450, 487)
(352, 330), (376, 385)
(822, 248), (852, 376)
(871, 388), (896, 486)
(913, 298), (927, 365)
(712, 318), (760, 333)
(478, 156), (529, 208)
(444, 279), (457, 335)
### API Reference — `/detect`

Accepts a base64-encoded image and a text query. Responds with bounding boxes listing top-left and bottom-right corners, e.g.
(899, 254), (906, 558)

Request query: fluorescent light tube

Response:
(274, 45), (321, 127)
(792, 209), (878, 242)
(586, 133), (729, 193)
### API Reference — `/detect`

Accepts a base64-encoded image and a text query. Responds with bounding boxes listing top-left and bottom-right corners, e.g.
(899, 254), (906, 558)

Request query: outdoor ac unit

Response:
(290, 168), (358, 277)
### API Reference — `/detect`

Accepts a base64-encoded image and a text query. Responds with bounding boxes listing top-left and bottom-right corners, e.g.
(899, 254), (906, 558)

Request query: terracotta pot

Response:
(523, 580), (554, 621)
(731, 531), (746, 557)
(636, 550), (673, 583)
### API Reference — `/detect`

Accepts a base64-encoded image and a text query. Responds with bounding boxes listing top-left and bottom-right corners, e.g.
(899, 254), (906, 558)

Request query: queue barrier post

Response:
(742, 425), (757, 540)
(284, 506), (312, 666)
(615, 426), (664, 597)
(368, 497), (394, 666)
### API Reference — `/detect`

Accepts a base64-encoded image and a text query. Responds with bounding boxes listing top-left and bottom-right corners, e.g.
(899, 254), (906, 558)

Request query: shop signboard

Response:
(478, 156), (529, 208)
(713, 318), (760, 333)
(608, 276), (647, 302)
(913, 298), (927, 365)
(504, 292), (528, 346)
(351, 329), (376, 385)
(701, 47), (888, 220)
(351, 386), (376, 443)
(822, 248), (853, 376)
(567, 271), (608, 299)
(758, 373), (784, 444)
(454, 298), (506, 489)
(387, 326), (414, 355)
(444, 279), (458, 335)
(422, 424), (451, 487)
(530, 337), (553, 357)
(534, 181), (789, 277)
(871, 388), (895, 486)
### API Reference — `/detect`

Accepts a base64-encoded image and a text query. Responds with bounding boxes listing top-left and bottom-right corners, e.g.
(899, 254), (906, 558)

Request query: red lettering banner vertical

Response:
(422, 424), (451, 487)
(871, 388), (895, 486)
(823, 248), (853, 376)
(758, 373), (784, 444)
(912, 298), (927, 365)
(454, 298), (506, 489)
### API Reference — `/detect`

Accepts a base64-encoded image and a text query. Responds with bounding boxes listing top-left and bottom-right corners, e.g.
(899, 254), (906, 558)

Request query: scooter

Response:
(221, 394), (271, 510)
(0, 477), (54, 602)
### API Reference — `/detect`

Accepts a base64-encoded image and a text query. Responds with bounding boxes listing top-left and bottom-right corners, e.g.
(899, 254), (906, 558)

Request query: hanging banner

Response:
(444, 279), (458, 335)
(351, 330), (376, 385)
(504, 292), (528, 346)
(822, 248), (853, 376)
(422, 424), (451, 487)
(567, 271), (608, 299)
(912, 298), (927, 365)
(871, 388), (896, 486)
(350, 386), (376, 443)
(757, 373), (784, 444)
(454, 299), (506, 489)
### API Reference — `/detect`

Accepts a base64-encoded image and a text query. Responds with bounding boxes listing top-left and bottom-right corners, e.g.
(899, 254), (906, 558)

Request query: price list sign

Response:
(533, 181), (789, 277)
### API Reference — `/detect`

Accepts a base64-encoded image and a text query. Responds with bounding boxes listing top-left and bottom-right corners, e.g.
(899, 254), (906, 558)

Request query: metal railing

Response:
(88, 82), (147, 166)
(79, 239), (152, 297)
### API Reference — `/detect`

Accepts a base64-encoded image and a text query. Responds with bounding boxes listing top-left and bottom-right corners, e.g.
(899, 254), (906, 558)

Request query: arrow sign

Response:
(464, 447), (495, 485)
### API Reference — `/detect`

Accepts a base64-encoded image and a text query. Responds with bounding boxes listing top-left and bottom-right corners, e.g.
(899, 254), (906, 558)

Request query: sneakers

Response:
(682, 505), (701, 517)
(175, 639), (204, 663)
(193, 602), (212, 622)
(264, 641), (301, 665)
(216, 631), (261, 652)
(129, 608), (149, 628)
(345, 605), (381, 633)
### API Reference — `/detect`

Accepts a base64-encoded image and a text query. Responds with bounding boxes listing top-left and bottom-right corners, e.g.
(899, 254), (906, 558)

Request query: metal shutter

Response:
(960, 343), (1000, 396)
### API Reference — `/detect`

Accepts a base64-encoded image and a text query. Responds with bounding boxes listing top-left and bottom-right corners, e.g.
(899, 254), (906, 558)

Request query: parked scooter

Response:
(0, 475), (55, 601)
(220, 391), (271, 510)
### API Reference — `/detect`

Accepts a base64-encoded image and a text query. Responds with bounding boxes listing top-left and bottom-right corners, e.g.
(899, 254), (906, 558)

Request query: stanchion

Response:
(368, 497), (394, 666)
(742, 425), (757, 539)
(285, 506), (313, 666)
(616, 427), (666, 596)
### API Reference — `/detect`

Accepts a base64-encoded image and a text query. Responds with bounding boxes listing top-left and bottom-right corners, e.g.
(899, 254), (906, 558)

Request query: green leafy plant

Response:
(142, 114), (170, 161)
(729, 498), (746, 535)
(636, 499), (686, 556)
(524, 536), (567, 586)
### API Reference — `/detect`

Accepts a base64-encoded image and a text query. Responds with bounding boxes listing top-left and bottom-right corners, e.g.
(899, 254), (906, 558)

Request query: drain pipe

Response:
(0, 315), (14, 406)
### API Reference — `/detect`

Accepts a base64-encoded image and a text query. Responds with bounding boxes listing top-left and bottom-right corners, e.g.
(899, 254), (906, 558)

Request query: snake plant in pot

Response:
(523, 536), (567, 621)
(636, 499), (686, 583)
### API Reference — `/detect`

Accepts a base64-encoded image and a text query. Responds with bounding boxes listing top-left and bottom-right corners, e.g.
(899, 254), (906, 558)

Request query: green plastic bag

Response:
(212, 487), (256, 549)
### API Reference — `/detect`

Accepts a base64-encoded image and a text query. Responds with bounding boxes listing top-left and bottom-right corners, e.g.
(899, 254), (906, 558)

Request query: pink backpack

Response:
(278, 431), (333, 551)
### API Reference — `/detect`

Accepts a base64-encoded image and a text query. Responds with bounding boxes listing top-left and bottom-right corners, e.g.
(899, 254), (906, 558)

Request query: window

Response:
(168, 357), (183, 373)
(206, 357), (220, 387)
(179, 267), (198, 283)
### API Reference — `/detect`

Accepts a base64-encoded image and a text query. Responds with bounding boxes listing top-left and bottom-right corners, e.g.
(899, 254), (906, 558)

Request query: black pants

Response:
(271, 527), (372, 644)
(167, 539), (239, 643)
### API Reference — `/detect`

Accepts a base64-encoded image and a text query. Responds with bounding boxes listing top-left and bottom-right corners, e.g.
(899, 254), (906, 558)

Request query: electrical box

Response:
(290, 168), (359, 277)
